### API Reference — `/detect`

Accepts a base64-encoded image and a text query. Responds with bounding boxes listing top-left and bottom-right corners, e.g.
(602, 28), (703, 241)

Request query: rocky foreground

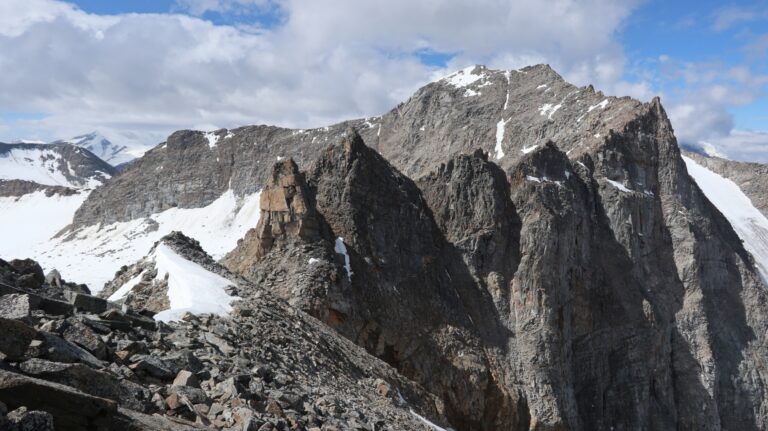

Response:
(0, 235), (446, 430)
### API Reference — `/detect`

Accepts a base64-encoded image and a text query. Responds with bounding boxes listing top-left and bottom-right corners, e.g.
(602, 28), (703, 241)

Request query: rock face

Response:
(223, 122), (768, 430)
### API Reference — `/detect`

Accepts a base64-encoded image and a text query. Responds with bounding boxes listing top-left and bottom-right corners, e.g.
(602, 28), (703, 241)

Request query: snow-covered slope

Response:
(109, 242), (239, 322)
(683, 155), (768, 281)
(55, 132), (148, 166)
(30, 190), (261, 292)
(0, 142), (115, 189)
(0, 190), (89, 261)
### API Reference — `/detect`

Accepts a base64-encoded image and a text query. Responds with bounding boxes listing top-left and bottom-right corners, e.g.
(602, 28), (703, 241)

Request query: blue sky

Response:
(1, 0), (767, 160)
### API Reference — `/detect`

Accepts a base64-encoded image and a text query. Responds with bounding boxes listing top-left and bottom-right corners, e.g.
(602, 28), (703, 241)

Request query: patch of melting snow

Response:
(526, 175), (563, 186)
(204, 132), (220, 149)
(276, 156), (284, 161)
(443, 66), (484, 88)
(537, 84), (548, 89)
(588, 99), (609, 112)
(538, 103), (562, 120)
(522, 145), (539, 154)
(335, 237), (353, 281)
(494, 119), (509, 159)
(308, 258), (320, 265)
(464, 89), (481, 97)
(606, 179), (632, 193)
(108, 271), (145, 302)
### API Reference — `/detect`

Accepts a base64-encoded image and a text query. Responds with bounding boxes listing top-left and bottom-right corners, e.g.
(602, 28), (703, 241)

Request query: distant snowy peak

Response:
(52, 131), (145, 166)
(0, 142), (116, 190)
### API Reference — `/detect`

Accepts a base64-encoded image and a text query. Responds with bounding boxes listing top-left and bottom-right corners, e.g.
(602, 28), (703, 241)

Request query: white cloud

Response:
(0, 0), (649, 150)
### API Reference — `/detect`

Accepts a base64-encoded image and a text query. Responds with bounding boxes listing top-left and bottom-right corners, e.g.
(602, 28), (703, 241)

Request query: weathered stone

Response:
(0, 369), (116, 429)
(173, 370), (200, 389)
(37, 331), (104, 368)
(18, 358), (121, 400)
(63, 322), (107, 359)
(64, 291), (108, 313)
(0, 294), (39, 319)
(6, 406), (54, 431)
(0, 317), (36, 360)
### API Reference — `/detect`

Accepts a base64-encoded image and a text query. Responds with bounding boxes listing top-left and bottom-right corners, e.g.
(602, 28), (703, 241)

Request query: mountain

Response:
(3, 64), (768, 429)
(52, 131), (148, 166)
(0, 142), (115, 190)
(0, 142), (116, 265)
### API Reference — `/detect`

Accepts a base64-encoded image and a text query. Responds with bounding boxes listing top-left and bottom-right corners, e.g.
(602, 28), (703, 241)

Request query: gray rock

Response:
(0, 317), (36, 360)
(0, 369), (117, 430)
(0, 294), (39, 319)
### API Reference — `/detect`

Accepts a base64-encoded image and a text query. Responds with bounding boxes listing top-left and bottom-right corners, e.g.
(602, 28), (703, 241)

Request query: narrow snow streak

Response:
(152, 243), (239, 322)
(521, 145), (539, 154)
(335, 237), (353, 281)
(108, 271), (145, 302)
(606, 179), (631, 193)
(683, 156), (768, 282)
(409, 409), (451, 431)
(494, 119), (508, 160)
(588, 99), (609, 112)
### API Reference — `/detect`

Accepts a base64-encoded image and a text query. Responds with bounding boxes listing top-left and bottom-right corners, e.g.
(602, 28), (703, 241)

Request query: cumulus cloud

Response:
(0, 0), (650, 148)
(656, 56), (768, 161)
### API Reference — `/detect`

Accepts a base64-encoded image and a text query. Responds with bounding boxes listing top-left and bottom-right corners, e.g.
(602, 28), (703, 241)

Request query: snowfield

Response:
(0, 191), (89, 260)
(683, 156), (768, 282)
(27, 190), (261, 293)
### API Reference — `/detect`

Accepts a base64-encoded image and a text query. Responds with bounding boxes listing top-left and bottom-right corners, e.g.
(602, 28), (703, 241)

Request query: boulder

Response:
(0, 369), (117, 430)
(0, 294), (39, 319)
(0, 317), (36, 360)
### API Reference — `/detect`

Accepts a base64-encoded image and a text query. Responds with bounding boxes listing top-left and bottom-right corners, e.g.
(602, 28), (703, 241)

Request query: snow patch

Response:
(443, 66), (484, 88)
(606, 179), (631, 193)
(536, 84), (548, 89)
(108, 271), (145, 302)
(538, 103), (562, 120)
(334, 237), (353, 281)
(588, 99), (609, 112)
(494, 119), (509, 160)
(521, 145), (539, 154)
(152, 243), (239, 322)
(683, 156), (768, 282)
(308, 258), (320, 265)
(204, 132), (220, 148)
